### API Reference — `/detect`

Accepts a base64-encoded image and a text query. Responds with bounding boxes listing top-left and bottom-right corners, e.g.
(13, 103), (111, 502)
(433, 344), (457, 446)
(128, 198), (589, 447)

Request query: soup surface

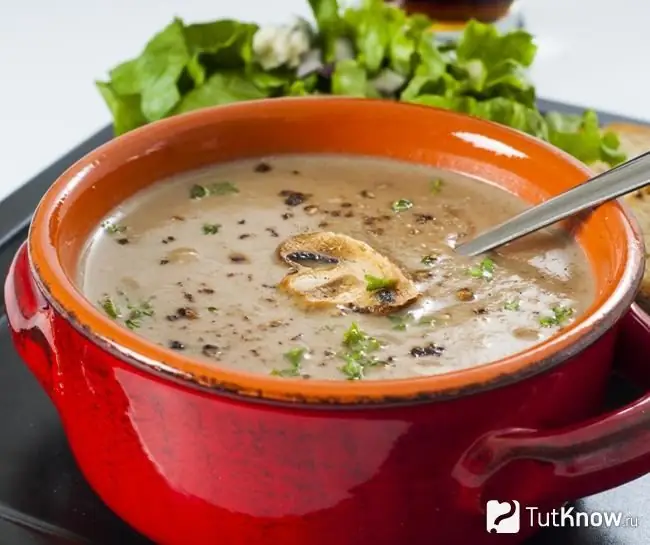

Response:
(79, 154), (594, 381)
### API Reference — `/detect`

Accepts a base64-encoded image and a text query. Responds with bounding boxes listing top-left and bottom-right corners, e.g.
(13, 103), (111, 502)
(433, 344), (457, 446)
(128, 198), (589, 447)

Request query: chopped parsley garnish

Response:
(102, 221), (126, 234)
(364, 274), (397, 292)
(421, 254), (438, 267)
(338, 323), (383, 380)
(391, 199), (413, 212)
(100, 295), (120, 319)
(125, 300), (154, 330)
(339, 355), (365, 380)
(430, 179), (443, 194)
(190, 181), (238, 199)
(539, 305), (574, 327)
(202, 223), (221, 235)
(504, 299), (520, 311)
(100, 295), (154, 329)
(468, 257), (495, 280)
(207, 306), (218, 313)
(342, 322), (381, 351)
(271, 347), (306, 377)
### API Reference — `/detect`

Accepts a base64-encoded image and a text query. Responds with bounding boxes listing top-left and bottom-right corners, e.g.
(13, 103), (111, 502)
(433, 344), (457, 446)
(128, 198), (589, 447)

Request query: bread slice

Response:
(591, 123), (650, 310)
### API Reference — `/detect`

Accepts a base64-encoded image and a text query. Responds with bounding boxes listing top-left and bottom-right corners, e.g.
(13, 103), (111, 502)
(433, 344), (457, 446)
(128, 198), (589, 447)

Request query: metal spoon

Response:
(454, 150), (650, 257)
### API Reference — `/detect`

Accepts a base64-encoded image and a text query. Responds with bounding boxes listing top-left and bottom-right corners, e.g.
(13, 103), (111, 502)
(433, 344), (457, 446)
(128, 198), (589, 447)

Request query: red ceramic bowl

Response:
(5, 98), (650, 545)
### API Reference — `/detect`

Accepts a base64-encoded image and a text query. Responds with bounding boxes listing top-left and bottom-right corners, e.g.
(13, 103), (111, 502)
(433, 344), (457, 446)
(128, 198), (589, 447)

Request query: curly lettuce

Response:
(96, 0), (625, 167)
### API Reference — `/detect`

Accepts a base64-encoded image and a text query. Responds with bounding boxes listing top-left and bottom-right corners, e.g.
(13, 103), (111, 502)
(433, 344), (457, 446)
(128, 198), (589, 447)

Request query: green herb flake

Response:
(271, 347), (306, 377)
(342, 322), (381, 352)
(190, 184), (209, 200)
(421, 254), (438, 267)
(388, 315), (408, 331)
(391, 199), (413, 212)
(430, 179), (443, 194)
(190, 182), (239, 200)
(102, 221), (126, 235)
(340, 355), (364, 380)
(364, 274), (397, 292)
(209, 181), (239, 195)
(124, 300), (155, 330)
(202, 223), (221, 235)
(338, 322), (383, 380)
(504, 299), (520, 311)
(468, 257), (495, 280)
(207, 306), (218, 313)
(539, 305), (575, 327)
(100, 296), (120, 319)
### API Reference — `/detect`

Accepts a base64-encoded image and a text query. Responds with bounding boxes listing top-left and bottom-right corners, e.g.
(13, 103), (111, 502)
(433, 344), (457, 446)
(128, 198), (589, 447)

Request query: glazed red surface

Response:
(6, 244), (650, 545)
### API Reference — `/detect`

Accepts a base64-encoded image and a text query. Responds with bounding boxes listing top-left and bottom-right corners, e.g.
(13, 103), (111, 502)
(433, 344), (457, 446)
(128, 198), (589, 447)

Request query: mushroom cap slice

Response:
(276, 232), (420, 314)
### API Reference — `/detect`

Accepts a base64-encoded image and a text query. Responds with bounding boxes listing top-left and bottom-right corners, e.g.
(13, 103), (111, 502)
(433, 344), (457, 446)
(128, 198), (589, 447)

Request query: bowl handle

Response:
(454, 310), (650, 511)
(4, 242), (56, 400)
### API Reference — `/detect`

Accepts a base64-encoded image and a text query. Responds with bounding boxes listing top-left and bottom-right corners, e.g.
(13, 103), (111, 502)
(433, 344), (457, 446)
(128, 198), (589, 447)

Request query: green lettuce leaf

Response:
(108, 19), (191, 122)
(399, 32), (449, 99)
(457, 20), (537, 69)
(454, 20), (536, 106)
(247, 69), (294, 93)
(546, 110), (625, 165)
(401, 73), (459, 101)
(183, 20), (258, 86)
(332, 59), (369, 97)
(95, 5), (626, 168)
(389, 28), (416, 76)
(411, 95), (548, 140)
(475, 98), (548, 139)
(287, 74), (318, 96)
(347, 0), (393, 74)
(95, 81), (147, 135)
(174, 73), (267, 114)
(600, 131), (627, 166)
(308, 0), (343, 62)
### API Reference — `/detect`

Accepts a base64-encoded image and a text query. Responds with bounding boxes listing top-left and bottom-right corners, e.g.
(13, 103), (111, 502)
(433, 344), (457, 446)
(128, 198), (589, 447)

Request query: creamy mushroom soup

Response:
(78, 154), (594, 380)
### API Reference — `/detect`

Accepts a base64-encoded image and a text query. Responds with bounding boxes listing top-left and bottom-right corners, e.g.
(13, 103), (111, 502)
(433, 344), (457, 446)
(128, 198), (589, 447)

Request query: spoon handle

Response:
(455, 150), (650, 257)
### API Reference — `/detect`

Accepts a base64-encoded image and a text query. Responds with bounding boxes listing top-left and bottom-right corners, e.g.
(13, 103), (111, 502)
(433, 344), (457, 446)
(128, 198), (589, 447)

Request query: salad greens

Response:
(96, 0), (625, 167)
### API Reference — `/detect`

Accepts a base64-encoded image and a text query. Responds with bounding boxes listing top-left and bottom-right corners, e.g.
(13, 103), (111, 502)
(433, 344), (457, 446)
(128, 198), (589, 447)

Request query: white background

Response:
(1, 0), (647, 202)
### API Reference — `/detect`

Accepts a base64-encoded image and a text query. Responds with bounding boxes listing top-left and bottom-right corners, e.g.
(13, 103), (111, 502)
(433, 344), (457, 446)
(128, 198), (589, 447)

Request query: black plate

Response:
(1, 100), (649, 544)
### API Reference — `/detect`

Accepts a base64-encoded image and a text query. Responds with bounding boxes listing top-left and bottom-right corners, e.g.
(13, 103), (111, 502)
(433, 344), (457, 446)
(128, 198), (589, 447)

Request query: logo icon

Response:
(486, 500), (521, 533)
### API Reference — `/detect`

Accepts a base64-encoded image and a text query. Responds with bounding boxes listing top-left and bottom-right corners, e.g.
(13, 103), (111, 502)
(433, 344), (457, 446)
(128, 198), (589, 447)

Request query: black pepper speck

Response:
(202, 344), (220, 357)
(280, 190), (308, 207)
(198, 287), (215, 294)
(229, 252), (249, 263)
(410, 343), (445, 357)
(177, 307), (199, 319)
